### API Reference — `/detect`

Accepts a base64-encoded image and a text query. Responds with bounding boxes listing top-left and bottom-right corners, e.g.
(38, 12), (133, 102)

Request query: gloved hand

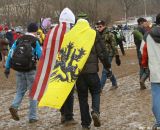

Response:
(4, 69), (10, 78)
(115, 55), (121, 66)
(106, 68), (112, 78)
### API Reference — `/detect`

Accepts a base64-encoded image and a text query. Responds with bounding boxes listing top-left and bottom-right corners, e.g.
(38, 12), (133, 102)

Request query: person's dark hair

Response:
(27, 23), (38, 32)
(117, 24), (122, 29)
(137, 17), (147, 25)
(96, 20), (105, 26)
(156, 13), (160, 25)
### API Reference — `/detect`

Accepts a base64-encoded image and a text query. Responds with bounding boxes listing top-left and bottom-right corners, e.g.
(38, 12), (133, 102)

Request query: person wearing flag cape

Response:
(58, 8), (77, 126)
(30, 8), (77, 125)
(32, 9), (111, 129)
(75, 14), (111, 130)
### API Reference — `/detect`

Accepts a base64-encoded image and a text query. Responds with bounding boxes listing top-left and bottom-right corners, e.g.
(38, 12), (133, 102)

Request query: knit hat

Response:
(27, 23), (38, 32)
(77, 12), (88, 20)
(156, 13), (160, 25)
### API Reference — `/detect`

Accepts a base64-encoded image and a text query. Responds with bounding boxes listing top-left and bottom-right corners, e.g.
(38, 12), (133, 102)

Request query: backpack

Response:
(113, 30), (124, 43)
(116, 32), (121, 39)
(10, 35), (37, 72)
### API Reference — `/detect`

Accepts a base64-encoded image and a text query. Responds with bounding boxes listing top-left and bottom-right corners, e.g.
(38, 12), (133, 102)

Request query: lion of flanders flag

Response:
(39, 19), (96, 109)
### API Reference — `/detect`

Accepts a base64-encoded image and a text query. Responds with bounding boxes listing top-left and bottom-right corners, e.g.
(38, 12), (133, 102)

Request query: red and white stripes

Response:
(30, 22), (70, 101)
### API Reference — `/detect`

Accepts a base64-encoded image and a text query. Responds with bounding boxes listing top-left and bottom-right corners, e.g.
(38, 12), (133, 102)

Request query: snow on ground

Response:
(0, 49), (155, 130)
(0, 73), (154, 130)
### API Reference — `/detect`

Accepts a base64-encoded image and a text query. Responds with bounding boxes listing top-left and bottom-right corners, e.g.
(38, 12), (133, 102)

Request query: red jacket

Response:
(13, 32), (22, 41)
(141, 41), (148, 68)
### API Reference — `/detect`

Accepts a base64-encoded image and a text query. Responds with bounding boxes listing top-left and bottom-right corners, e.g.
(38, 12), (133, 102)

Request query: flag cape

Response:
(38, 20), (96, 109)
(30, 22), (71, 101)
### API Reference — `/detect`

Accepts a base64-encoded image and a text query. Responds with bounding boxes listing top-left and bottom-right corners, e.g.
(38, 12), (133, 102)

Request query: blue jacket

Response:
(5, 34), (42, 70)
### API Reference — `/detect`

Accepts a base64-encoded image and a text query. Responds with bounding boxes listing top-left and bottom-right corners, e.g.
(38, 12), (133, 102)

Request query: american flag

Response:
(30, 22), (71, 101)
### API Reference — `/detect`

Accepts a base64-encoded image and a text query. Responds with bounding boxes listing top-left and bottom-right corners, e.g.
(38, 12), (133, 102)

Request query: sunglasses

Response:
(96, 25), (103, 29)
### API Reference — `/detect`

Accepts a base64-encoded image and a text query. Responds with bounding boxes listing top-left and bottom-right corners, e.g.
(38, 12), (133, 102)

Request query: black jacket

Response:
(81, 32), (111, 73)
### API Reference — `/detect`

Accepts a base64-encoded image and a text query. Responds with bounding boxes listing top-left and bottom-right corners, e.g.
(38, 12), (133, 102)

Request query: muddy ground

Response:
(0, 49), (154, 130)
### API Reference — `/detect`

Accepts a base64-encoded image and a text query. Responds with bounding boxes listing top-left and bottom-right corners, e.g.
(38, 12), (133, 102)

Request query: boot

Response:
(82, 125), (91, 130)
(9, 107), (19, 121)
(61, 115), (65, 124)
(152, 124), (160, 130)
(109, 85), (118, 91)
(140, 76), (146, 90)
(91, 111), (101, 127)
(63, 118), (78, 126)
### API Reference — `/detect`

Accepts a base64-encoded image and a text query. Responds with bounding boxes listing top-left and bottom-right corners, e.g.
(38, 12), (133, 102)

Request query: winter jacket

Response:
(81, 32), (111, 73)
(5, 32), (42, 70)
(13, 32), (23, 41)
(112, 30), (125, 44)
(37, 28), (45, 45)
(132, 29), (143, 47)
(6, 31), (14, 47)
(133, 26), (146, 52)
(99, 28), (119, 57)
(0, 32), (9, 54)
(141, 25), (160, 82)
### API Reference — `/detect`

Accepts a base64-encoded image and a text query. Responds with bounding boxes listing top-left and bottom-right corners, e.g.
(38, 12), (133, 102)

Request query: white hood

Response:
(59, 8), (75, 24)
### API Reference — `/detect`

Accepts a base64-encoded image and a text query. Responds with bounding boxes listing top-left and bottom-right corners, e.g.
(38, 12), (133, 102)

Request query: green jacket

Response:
(100, 28), (119, 56)
(132, 29), (143, 42)
(132, 29), (144, 51)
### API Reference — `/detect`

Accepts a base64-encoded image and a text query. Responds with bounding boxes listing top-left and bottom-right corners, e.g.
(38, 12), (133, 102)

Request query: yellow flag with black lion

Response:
(39, 19), (96, 109)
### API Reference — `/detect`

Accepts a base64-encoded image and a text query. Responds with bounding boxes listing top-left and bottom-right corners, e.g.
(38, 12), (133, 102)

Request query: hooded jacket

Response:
(57, 8), (75, 35)
(141, 25), (160, 82)
(37, 28), (45, 45)
(59, 8), (75, 24)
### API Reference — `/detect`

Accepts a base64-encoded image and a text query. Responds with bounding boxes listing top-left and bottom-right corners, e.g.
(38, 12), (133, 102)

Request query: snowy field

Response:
(0, 49), (154, 130)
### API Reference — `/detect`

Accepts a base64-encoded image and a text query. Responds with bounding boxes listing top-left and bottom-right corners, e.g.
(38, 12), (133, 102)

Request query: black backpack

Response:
(10, 35), (37, 72)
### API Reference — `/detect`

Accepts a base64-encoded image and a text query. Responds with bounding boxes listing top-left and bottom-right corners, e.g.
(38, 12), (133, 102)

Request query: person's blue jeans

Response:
(100, 56), (117, 89)
(76, 73), (101, 127)
(11, 70), (37, 120)
(151, 83), (160, 127)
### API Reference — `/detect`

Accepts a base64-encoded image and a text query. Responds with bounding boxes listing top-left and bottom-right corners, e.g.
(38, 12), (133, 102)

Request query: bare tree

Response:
(120, 0), (138, 23)
(0, 0), (159, 27)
